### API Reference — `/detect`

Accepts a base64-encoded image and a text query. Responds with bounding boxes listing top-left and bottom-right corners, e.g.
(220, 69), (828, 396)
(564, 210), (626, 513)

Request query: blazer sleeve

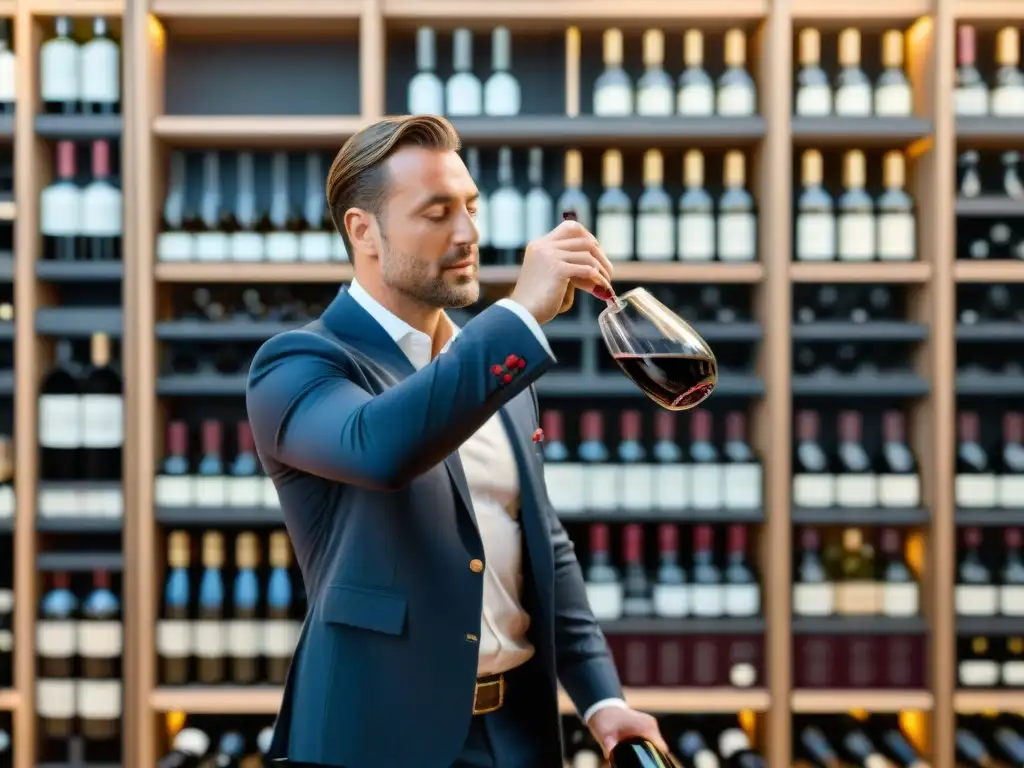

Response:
(246, 303), (554, 491)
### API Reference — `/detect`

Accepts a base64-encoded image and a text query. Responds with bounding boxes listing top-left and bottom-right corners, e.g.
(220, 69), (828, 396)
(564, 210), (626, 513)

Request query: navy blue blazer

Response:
(245, 288), (623, 768)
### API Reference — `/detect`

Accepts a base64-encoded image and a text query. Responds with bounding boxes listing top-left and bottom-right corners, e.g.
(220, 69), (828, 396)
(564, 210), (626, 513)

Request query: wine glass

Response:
(598, 287), (717, 411)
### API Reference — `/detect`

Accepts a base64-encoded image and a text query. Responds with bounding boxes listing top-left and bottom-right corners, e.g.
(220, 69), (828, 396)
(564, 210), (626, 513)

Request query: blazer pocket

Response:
(321, 583), (408, 636)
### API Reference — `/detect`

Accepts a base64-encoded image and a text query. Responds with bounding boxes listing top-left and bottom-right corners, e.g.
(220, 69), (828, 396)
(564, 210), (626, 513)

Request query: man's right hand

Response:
(509, 220), (615, 325)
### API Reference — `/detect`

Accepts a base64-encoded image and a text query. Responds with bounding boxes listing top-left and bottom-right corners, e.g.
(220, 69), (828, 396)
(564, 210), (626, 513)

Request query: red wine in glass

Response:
(613, 353), (717, 410)
(609, 737), (674, 767)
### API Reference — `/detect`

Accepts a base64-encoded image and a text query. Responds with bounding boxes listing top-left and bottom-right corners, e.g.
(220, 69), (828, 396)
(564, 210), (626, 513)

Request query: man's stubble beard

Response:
(379, 240), (480, 310)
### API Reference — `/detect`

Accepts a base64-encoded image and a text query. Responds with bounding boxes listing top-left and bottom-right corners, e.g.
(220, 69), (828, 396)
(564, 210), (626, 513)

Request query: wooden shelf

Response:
(953, 260), (1024, 283)
(151, 0), (362, 17)
(790, 0), (932, 17)
(952, 0), (1024, 19)
(152, 116), (365, 148)
(380, 0), (769, 20)
(790, 262), (933, 283)
(954, 691), (1024, 712)
(23, 0), (124, 13)
(791, 690), (934, 713)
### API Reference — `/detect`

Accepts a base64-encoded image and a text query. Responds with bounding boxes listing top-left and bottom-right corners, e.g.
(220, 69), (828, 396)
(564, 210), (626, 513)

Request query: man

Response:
(246, 114), (667, 768)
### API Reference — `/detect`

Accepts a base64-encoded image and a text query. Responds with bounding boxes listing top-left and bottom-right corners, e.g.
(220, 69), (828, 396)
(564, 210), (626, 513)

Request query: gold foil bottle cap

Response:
(683, 150), (704, 187)
(201, 531), (225, 568)
(683, 29), (703, 68)
(723, 29), (746, 68)
(269, 531), (293, 568)
(881, 30), (905, 68)
(563, 150), (583, 187)
(801, 150), (824, 186)
(235, 532), (260, 570)
(883, 151), (906, 188)
(602, 28), (624, 67)
(997, 27), (1020, 67)
(798, 28), (821, 67)
(723, 151), (745, 187)
(167, 531), (191, 569)
(843, 150), (866, 188)
(91, 332), (111, 367)
(642, 29), (664, 68)
(643, 149), (663, 186)
(972, 636), (988, 654)
(838, 28), (862, 68)
(602, 150), (623, 189)
(843, 527), (863, 550)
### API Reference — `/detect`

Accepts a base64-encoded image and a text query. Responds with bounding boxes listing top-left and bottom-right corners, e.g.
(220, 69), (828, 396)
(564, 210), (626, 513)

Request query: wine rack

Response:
(0, 0), (1020, 767)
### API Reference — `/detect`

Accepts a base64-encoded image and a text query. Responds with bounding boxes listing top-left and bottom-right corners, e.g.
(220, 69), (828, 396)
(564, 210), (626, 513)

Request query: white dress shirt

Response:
(346, 281), (626, 724)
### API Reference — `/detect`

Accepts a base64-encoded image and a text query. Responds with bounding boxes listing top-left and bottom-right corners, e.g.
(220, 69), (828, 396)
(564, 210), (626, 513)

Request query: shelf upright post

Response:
(360, 0), (384, 122)
(12, 7), (41, 768)
(761, 0), (793, 763)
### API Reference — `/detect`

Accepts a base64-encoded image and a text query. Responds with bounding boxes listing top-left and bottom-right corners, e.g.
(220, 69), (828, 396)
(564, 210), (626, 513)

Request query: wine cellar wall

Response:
(1, 0), (1023, 766)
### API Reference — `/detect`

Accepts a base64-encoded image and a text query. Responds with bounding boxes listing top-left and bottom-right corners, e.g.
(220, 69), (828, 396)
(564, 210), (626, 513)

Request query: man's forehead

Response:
(386, 145), (470, 190)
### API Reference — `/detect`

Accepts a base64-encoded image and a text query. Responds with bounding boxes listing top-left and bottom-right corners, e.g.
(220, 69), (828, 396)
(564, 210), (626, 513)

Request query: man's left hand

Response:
(587, 705), (669, 757)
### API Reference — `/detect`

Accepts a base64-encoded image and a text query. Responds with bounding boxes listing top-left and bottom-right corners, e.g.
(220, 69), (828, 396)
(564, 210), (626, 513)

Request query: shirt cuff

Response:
(495, 298), (555, 361)
(581, 697), (629, 724)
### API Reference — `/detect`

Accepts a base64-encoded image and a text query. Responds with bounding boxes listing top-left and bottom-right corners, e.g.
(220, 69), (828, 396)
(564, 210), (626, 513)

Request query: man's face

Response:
(375, 146), (481, 309)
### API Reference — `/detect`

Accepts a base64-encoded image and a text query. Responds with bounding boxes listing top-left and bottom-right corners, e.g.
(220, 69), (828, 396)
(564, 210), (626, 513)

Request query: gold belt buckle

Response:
(473, 675), (505, 715)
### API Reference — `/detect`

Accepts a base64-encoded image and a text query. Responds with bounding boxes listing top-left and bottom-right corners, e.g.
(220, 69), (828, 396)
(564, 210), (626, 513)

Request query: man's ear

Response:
(344, 208), (378, 259)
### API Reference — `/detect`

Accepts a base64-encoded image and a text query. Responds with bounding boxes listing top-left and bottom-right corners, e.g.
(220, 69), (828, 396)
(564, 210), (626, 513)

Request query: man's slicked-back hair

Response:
(326, 115), (462, 255)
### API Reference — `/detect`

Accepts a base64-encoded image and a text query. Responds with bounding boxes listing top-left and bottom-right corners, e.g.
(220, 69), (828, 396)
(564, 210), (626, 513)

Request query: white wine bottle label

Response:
(596, 213), (634, 260)
(998, 475), (1024, 508)
(76, 679), (122, 718)
(37, 620), (76, 657)
(1003, 660), (1024, 686)
(263, 619), (301, 655)
(690, 584), (724, 617)
(637, 86), (673, 116)
(192, 620), (226, 658)
(0, 486), (13, 518)
(156, 232), (194, 262)
(227, 477), (263, 507)
(230, 232), (264, 262)
(0, 53), (15, 103)
(652, 584), (689, 618)
(882, 583), (919, 616)
(717, 213), (756, 261)
(619, 464), (654, 510)
(0, 629), (11, 652)
(193, 476), (227, 507)
(585, 583), (624, 621)
(41, 186), (82, 236)
(156, 620), (191, 657)
(879, 474), (920, 507)
(408, 77), (444, 116)
(836, 474), (879, 507)
(636, 214), (674, 260)
(37, 679), (76, 717)
(717, 84), (755, 116)
(79, 187), (123, 237)
(81, 394), (124, 448)
(835, 582), (880, 615)
(299, 232), (333, 262)
(654, 465), (689, 510)
(835, 84), (871, 116)
(584, 465), (619, 511)
(874, 84), (911, 116)
(723, 463), (762, 509)
(960, 659), (999, 687)
(999, 585), (1024, 616)
(78, 620), (123, 658)
(793, 473), (836, 508)
(262, 476), (281, 508)
(593, 84), (632, 116)
(39, 40), (78, 101)
(264, 232), (300, 262)
(194, 232), (229, 262)
(793, 583), (835, 616)
(38, 487), (83, 518)
(838, 214), (875, 260)
(955, 584), (998, 616)
(992, 86), (1024, 117)
(0, 589), (12, 613)
(39, 395), (82, 448)
(955, 88), (988, 116)
(678, 84), (714, 116)
(796, 213), (836, 261)
(795, 85), (831, 116)
(543, 464), (585, 513)
(724, 584), (760, 617)
(878, 214), (915, 260)
(227, 619), (261, 656)
(690, 464), (724, 509)
(80, 40), (120, 103)
(677, 213), (714, 261)
(155, 475), (194, 507)
(955, 474), (998, 508)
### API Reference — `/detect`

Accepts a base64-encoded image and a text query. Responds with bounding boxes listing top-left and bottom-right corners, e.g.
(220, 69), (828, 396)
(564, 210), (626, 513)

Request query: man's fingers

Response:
(557, 248), (611, 284)
(553, 236), (615, 280)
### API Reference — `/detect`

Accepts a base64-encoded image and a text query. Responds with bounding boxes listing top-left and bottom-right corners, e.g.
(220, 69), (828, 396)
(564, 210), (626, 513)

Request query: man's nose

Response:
(452, 209), (478, 245)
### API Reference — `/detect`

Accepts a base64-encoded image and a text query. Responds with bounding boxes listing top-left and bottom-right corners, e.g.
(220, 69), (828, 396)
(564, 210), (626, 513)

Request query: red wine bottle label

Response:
(155, 475), (195, 507)
(793, 472), (836, 508)
(230, 232), (264, 263)
(36, 679), (76, 718)
(879, 473), (920, 508)
(619, 464), (654, 510)
(691, 584), (724, 617)
(262, 477), (281, 508)
(652, 584), (689, 618)
(228, 620), (261, 657)
(227, 477), (263, 507)
(690, 464), (724, 509)
(1000, 585), (1024, 615)
(263, 619), (301, 656)
(156, 232), (193, 263)
(40, 185), (82, 236)
(584, 583), (623, 622)
(956, 584), (998, 616)
(955, 472), (998, 508)
(999, 475), (1024, 509)
(192, 620), (226, 657)
(792, 582), (835, 616)
(193, 475), (227, 507)
(959, 658), (999, 687)
(78, 621), (123, 659)
(76, 679), (122, 718)
(654, 465), (689, 510)
(265, 232), (300, 262)
(38, 395), (82, 448)
(37, 620), (75, 658)
(883, 583), (919, 616)
(723, 463), (762, 509)
(39, 486), (86, 518)
(724, 584), (760, 617)
(81, 395), (124, 448)
(194, 231), (230, 262)
(835, 582), (881, 615)
(583, 467), (618, 511)
(156, 619), (191, 658)
(836, 473), (878, 507)
(542, 464), (584, 513)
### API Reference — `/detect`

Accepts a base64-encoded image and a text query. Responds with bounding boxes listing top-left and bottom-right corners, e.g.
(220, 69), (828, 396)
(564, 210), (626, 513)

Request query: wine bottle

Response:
(37, 572), (78, 738)
(617, 410), (652, 510)
(39, 17), (79, 114)
(1000, 412), (1024, 508)
(265, 531), (299, 684)
(194, 152), (227, 262)
(540, 410), (583, 514)
(690, 409), (724, 509)
(877, 151), (915, 262)
(483, 27), (520, 116)
(77, 570), (121, 740)
(795, 149), (836, 262)
(678, 731), (720, 768)
(579, 410), (617, 512)
(835, 28), (871, 115)
(992, 27), (1024, 117)
(678, 30), (713, 116)
(793, 527), (835, 616)
(875, 29), (911, 116)
(523, 147), (553, 243)
(836, 411), (877, 507)
(1001, 527), (1024, 616)
(489, 146), (524, 252)
(408, 27), (443, 115)
(41, 141), (82, 261)
(652, 524), (688, 618)
(594, 28), (632, 116)
(80, 17), (120, 115)
(596, 150), (633, 261)
(717, 29), (755, 116)
(228, 421), (260, 506)
(879, 410), (919, 507)
(609, 737), (673, 767)
(158, 531), (191, 684)
(880, 528), (918, 616)
(556, 150), (591, 231)
(195, 420), (227, 506)
(621, 524), (651, 617)
(195, 531), (226, 684)
(81, 140), (122, 261)
(198, 732), (245, 768)
(717, 151), (756, 262)
(158, 151), (191, 261)
(955, 25), (988, 116)
(158, 727), (210, 768)
(584, 524), (623, 621)
(956, 527), (997, 617)
(795, 28), (831, 116)
(633, 149), (673, 261)
(723, 412), (761, 509)
(0, 21), (15, 116)
(230, 152), (261, 262)
(265, 152), (299, 262)
(677, 150), (714, 262)
(692, 524), (723, 617)
(835, 527), (880, 615)
(39, 340), (82, 481)
(837, 150), (875, 262)
(446, 29), (482, 116)
(957, 411), (997, 508)
(229, 532), (260, 683)
(81, 332), (122, 482)
(637, 29), (673, 116)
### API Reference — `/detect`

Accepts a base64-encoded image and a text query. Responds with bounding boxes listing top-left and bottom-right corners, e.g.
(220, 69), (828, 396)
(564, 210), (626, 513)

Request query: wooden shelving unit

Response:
(0, 0), (1022, 766)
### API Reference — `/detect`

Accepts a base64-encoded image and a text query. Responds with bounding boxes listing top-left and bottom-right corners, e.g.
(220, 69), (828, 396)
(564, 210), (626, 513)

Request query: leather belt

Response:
(473, 673), (505, 715)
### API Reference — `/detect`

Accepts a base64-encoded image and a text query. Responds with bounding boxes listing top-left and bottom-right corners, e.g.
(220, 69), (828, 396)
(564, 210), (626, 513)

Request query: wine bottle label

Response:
(882, 583), (919, 616)
(619, 464), (654, 510)
(874, 83), (912, 117)
(228, 619), (261, 656)
(879, 474), (921, 507)
(263, 619), (301, 655)
(596, 213), (633, 260)
(37, 620), (76, 657)
(999, 585), (1024, 616)
(78, 620), (123, 658)
(959, 658), (999, 687)
(796, 85), (831, 116)
(80, 394), (124, 448)
(156, 619), (191, 657)
(878, 214), (915, 261)
(793, 473), (836, 507)
(717, 84), (755, 116)
(408, 76), (444, 116)
(838, 214), (875, 260)
(36, 679), (76, 717)
(835, 84), (872, 116)
(796, 214), (836, 261)
(677, 84), (714, 116)
(40, 186), (82, 237)
(76, 679), (122, 718)
(723, 463), (762, 509)
(724, 583), (760, 617)
(654, 465), (689, 510)
(955, 473), (998, 507)
(39, 40), (79, 101)
(299, 232), (333, 262)
(637, 86), (673, 116)
(0, 588), (12, 613)
(690, 584), (724, 617)
(584, 465), (619, 511)
(652, 584), (689, 618)
(156, 232), (194, 262)
(155, 475), (195, 507)
(955, 88), (988, 116)
(0, 486), (12, 518)
(584, 583), (623, 621)
(0, 52), (15, 102)
(264, 232), (300, 262)
(636, 214), (674, 260)
(88, 486), (123, 518)
(992, 85), (1024, 117)
(690, 464), (724, 509)
(728, 662), (756, 688)
(192, 619), (226, 657)
(622, 594), (653, 618)
(38, 486), (83, 518)
(80, 40), (120, 103)
(80, 187), (123, 237)
(194, 232), (229, 262)
(262, 476), (281, 508)
(677, 213), (714, 261)
(230, 232), (264, 262)
(489, 194), (525, 249)
(1003, 660), (1024, 686)
(717, 213), (756, 261)
(445, 77), (482, 116)
(998, 475), (1024, 508)
(835, 582), (880, 614)
(593, 84), (632, 116)
(0, 629), (11, 652)
(483, 76), (521, 116)
(692, 751), (717, 768)
(227, 476), (263, 507)
(836, 474), (879, 507)
(543, 464), (584, 513)
(792, 583), (835, 616)
(955, 584), (998, 616)
(193, 475), (227, 507)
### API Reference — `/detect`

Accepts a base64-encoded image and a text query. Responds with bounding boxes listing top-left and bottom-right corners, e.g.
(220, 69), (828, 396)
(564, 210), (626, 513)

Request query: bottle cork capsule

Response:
(843, 527), (863, 550)
(269, 531), (293, 568)
(801, 150), (823, 186)
(91, 332), (111, 368)
(683, 150), (704, 187)
(167, 531), (191, 569)
(201, 531), (225, 568)
(643, 149), (663, 186)
(683, 30), (703, 68)
(235, 532), (260, 570)
(843, 150), (866, 188)
(563, 150), (583, 187)
(881, 30), (905, 68)
(603, 28), (624, 67)
(642, 29), (664, 68)
(723, 29), (746, 68)
(838, 28), (861, 68)
(997, 27), (1020, 67)
(798, 28), (820, 67)
(883, 151), (906, 189)
(601, 150), (623, 189)
(723, 151), (745, 187)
